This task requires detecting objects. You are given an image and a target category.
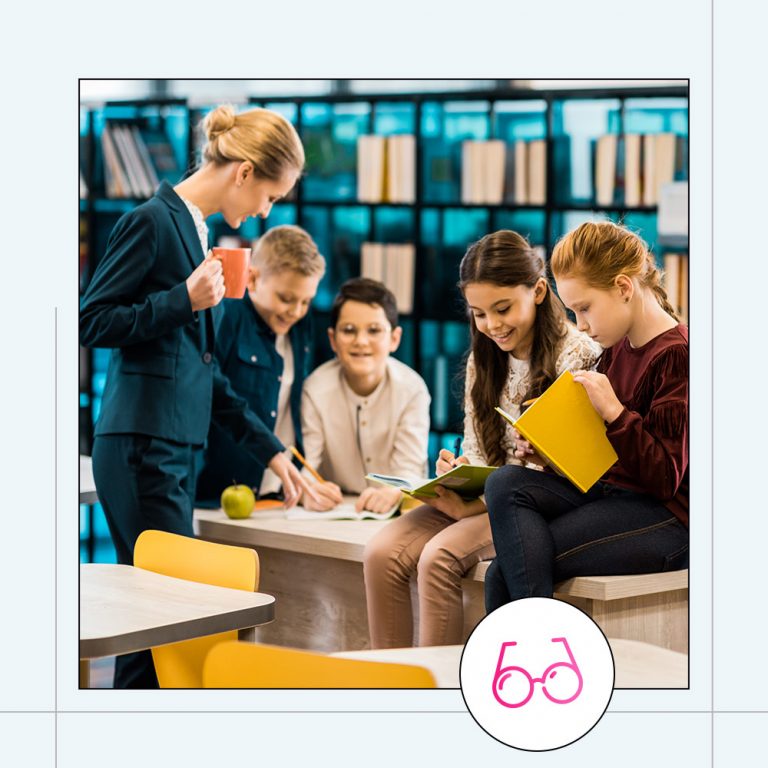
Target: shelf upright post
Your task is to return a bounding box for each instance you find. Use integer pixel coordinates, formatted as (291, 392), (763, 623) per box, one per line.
(545, 91), (554, 259)
(412, 95), (423, 374)
(295, 99), (304, 230)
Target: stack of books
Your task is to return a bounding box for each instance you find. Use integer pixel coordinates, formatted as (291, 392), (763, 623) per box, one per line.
(461, 138), (546, 205)
(357, 134), (415, 203)
(360, 242), (416, 314)
(594, 132), (687, 207)
(101, 123), (179, 199)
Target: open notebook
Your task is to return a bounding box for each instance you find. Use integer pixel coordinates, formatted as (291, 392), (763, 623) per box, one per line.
(366, 463), (498, 501)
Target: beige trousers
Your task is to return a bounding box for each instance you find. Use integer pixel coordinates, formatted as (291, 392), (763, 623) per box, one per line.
(363, 505), (495, 648)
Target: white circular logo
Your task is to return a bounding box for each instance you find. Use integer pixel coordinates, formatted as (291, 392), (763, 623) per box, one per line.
(460, 597), (614, 751)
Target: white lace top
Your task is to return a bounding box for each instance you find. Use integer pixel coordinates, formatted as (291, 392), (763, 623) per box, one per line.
(461, 324), (602, 466)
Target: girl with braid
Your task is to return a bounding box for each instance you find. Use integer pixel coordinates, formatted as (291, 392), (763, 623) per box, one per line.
(484, 221), (689, 611)
(363, 230), (600, 647)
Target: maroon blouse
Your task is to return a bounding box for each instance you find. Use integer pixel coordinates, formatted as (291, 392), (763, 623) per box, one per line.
(598, 324), (689, 527)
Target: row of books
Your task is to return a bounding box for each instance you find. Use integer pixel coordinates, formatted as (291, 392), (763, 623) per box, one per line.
(461, 139), (547, 205)
(357, 135), (416, 203)
(360, 242), (416, 314)
(101, 123), (180, 199)
(594, 133), (687, 208)
(662, 252), (689, 324)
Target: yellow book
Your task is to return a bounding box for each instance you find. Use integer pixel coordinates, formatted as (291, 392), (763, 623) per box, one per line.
(495, 370), (618, 493)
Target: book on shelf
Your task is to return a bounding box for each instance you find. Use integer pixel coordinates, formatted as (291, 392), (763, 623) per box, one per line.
(360, 241), (415, 313)
(527, 139), (547, 205)
(623, 133), (643, 207)
(594, 134), (618, 206)
(461, 140), (506, 204)
(642, 132), (681, 206)
(387, 134), (416, 203)
(366, 463), (498, 501)
(286, 498), (401, 522)
(513, 139), (528, 204)
(357, 134), (415, 203)
(662, 251), (689, 324)
(658, 181), (688, 237)
(357, 134), (386, 202)
(495, 370), (618, 493)
(100, 126), (128, 197)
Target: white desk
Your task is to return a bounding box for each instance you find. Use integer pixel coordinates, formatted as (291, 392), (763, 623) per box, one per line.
(79, 455), (98, 505)
(79, 563), (276, 687)
(333, 638), (687, 689)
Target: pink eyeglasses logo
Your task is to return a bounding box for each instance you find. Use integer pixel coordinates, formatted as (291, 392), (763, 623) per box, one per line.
(492, 637), (583, 708)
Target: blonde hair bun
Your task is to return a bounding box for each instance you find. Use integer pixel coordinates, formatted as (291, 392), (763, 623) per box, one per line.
(204, 105), (237, 141)
(199, 104), (305, 181)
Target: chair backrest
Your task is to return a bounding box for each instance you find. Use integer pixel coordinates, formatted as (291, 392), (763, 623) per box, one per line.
(202, 641), (437, 688)
(133, 530), (260, 688)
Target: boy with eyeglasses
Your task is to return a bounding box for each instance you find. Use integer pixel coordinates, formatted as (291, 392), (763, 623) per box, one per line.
(300, 277), (431, 513)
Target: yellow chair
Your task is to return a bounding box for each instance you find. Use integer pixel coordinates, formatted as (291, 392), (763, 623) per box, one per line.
(133, 529), (260, 688)
(202, 641), (437, 688)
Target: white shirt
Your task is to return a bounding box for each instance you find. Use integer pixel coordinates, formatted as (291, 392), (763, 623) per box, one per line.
(301, 357), (431, 494)
(462, 323), (602, 465)
(259, 334), (295, 495)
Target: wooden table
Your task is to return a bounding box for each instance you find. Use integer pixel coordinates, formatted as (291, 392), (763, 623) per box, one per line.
(79, 455), (98, 505)
(194, 507), (390, 651)
(79, 563), (276, 687)
(332, 638), (688, 689)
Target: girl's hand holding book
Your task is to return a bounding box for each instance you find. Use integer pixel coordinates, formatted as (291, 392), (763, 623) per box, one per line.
(431, 485), (486, 520)
(511, 429), (547, 467)
(571, 370), (624, 424)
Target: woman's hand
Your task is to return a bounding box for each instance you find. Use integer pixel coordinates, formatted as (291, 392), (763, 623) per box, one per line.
(356, 485), (402, 514)
(301, 481), (344, 512)
(428, 486), (486, 521)
(186, 253), (225, 312)
(571, 370), (624, 424)
(511, 429), (547, 466)
(268, 452), (320, 510)
(436, 450), (470, 475)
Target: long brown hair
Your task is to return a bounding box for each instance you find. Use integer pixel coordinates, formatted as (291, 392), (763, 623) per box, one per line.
(459, 230), (568, 467)
(550, 221), (679, 320)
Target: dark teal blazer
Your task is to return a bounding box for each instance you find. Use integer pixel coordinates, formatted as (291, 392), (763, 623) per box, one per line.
(79, 181), (282, 463)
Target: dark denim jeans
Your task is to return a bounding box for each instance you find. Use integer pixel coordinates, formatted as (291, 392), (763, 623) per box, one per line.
(483, 465), (689, 612)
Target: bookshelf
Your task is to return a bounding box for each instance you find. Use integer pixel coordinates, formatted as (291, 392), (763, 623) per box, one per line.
(79, 83), (689, 562)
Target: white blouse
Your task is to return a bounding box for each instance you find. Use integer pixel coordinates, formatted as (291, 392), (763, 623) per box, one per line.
(461, 323), (602, 466)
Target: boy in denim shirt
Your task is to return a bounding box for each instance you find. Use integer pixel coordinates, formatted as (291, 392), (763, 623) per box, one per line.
(196, 225), (332, 505)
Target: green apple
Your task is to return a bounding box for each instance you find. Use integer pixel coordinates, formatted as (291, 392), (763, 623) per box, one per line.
(221, 484), (256, 519)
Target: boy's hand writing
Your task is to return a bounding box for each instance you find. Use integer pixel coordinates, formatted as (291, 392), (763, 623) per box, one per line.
(436, 450), (470, 475)
(356, 485), (402, 515)
(268, 452), (320, 510)
(302, 480), (344, 512)
(571, 370), (624, 424)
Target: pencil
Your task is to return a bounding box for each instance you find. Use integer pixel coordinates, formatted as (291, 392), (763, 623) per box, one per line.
(288, 445), (325, 483)
(522, 398), (539, 407)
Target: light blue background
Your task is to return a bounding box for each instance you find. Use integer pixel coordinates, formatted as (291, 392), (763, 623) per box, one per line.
(0, 0), (757, 764)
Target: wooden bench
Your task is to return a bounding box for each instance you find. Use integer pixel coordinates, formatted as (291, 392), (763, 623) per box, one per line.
(463, 561), (688, 653)
(194, 509), (688, 654)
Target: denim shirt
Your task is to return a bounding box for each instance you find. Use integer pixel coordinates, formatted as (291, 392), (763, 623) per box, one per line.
(195, 294), (313, 503)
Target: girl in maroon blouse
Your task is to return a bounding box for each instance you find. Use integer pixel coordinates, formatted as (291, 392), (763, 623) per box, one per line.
(484, 221), (689, 610)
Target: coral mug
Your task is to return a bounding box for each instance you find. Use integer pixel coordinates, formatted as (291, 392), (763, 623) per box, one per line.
(211, 247), (251, 298)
